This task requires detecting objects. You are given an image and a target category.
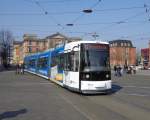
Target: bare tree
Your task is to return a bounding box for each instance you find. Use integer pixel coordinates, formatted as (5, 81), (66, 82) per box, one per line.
(0, 30), (14, 68)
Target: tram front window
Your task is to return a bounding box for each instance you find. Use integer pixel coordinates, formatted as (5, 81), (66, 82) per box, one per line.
(81, 44), (110, 72)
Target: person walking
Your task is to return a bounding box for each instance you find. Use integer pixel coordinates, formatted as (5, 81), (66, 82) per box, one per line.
(133, 65), (136, 74)
(15, 64), (20, 74)
(114, 65), (117, 76)
(20, 63), (24, 74)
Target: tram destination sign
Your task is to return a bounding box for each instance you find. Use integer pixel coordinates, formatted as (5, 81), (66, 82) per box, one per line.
(84, 43), (109, 50)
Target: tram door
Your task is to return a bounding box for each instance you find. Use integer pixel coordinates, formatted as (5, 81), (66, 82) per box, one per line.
(63, 51), (80, 90)
(63, 53), (71, 87)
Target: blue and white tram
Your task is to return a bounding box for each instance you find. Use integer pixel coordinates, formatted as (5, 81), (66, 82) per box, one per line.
(24, 41), (112, 94)
(24, 54), (38, 73)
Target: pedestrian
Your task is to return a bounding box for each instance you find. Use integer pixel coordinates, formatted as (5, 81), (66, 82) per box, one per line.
(118, 65), (122, 77)
(116, 65), (121, 77)
(20, 63), (24, 74)
(19, 63), (22, 74)
(124, 65), (128, 74)
(120, 66), (124, 76)
(133, 65), (136, 74)
(15, 64), (20, 74)
(130, 66), (133, 74)
(114, 65), (117, 76)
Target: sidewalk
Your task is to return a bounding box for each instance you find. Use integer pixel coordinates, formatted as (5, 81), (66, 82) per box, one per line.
(0, 65), (15, 72)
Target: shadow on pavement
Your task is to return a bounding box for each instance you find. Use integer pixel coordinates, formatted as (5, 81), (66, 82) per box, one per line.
(0, 108), (27, 120)
(76, 84), (123, 96)
(111, 84), (123, 94)
(0, 66), (16, 72)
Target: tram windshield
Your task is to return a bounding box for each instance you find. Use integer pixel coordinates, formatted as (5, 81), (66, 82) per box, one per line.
(81, 43), (110, 72)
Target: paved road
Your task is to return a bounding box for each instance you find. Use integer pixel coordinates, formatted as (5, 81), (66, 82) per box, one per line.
(0, 71), (150, 120)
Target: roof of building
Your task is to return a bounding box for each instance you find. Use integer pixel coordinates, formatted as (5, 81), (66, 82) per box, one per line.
(109, 39), (134, 47)
(45, 32), (67, 39)
(45, 32), (82, 42)
(23, 34), (37, 38)
(23, 38), (46, 42)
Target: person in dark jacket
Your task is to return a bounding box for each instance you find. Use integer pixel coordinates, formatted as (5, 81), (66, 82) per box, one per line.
(15, 64), (20, 74)
(114, 65), (117, 76)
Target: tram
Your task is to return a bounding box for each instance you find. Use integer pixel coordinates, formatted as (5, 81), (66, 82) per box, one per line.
(24, 41), (112, 94)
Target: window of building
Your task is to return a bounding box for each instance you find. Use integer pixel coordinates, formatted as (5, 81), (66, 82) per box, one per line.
(124, 43), (127, 46)
(43, 42), (46, 47)
(128, 43), (130, 47)
(29, 40), (32, 45)
(121, 43), (124, 47)
(115, 43), (117, 46)
(36, 41), (39, 46)
(28, 47), (32, 53)
(36, 48), (39, 52)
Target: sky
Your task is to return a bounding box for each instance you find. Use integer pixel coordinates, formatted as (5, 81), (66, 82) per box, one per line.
(0, 0), (150, 49)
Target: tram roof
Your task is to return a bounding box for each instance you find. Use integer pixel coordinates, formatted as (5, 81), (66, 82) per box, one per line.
(66, 40), (108, 45)
(64, 40), (108, 50)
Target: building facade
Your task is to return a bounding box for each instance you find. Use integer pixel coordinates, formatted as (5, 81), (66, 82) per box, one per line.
(22, 34), (47, 58)
(141, 48), (149, 67)
(45, 32), (81, 49)
(109, 40), (136, 67)
(13, 41), (23, 64)
(13, 33), (82, 64)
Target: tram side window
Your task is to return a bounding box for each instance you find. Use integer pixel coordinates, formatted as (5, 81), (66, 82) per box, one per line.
(37, 57), (48, 69)
(24, 60), (28, 68)
(59, 54), (64, 71)
(51, 55), (58, 67)
(64, 52), (79, 72)
(51, 54), (64, 71)
(70, 51), (79, 72)
(64, 53), (71, 71)
(29, 59), (36, 68)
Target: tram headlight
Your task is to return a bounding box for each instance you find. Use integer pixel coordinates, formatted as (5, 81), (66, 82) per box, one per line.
(106, 74), (109, 78)
(85, 74), (90, 79)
